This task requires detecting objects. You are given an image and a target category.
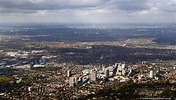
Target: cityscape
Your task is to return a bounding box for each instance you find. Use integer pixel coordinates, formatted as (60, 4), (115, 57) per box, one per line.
(0, 0), (176, 100)
(0, 24), (176, 99)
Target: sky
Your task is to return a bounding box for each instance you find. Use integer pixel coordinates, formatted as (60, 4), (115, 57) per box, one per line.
(0, 0), (176, 24)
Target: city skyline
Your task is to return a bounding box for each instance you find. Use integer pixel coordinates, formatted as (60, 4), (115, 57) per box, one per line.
(0, 0), (175, 24)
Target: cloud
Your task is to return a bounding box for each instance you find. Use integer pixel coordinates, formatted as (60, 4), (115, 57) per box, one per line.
(0, 0), (175, 13)
(154, 0), (176, 12)
(0, 0), (104, 11)
(0, 0), (175, 23)
(109, 0), (150, 11)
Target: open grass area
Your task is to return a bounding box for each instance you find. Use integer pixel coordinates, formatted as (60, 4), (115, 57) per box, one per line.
(0, 76), (12, 83)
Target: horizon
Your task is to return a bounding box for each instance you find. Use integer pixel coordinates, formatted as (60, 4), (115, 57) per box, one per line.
(0, 22), (176, 26)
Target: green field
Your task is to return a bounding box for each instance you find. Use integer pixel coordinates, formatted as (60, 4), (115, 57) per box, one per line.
(0, 76), (12, 82)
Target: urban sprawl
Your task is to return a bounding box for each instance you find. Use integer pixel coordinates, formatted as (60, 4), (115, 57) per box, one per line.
(0, 49), (176, 99)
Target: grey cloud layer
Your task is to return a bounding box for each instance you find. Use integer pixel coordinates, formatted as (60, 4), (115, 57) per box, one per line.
(0, 0), (105, 10)
(0, 0), (175, 14)
(109, 0), (150, 11)
(0, 0), (175, 23)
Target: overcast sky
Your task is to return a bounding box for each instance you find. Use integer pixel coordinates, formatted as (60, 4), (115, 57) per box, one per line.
(0, 0), (175, 24)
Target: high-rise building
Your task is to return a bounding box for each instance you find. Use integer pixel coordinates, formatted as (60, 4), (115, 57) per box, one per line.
(28, 86), (32, 92)
(69, 77), (77, 87)
(90, 71), (97, 81)
(117, 63), (121, 71)
(122, 64), (125, 69)
(105, 69), (109, 78)
(129, 68), (132, 74)
(115, 63), (118, 68)
(102, 66), (105, 72)
(149, 70), (154, 78)
(67, 70), (71, 77)
(122, 69), (126, 76)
